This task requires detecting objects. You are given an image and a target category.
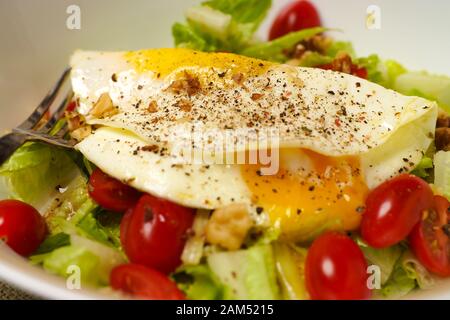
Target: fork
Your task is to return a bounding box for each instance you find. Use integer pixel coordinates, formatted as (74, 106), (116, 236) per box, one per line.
(0, 68), (76, 165)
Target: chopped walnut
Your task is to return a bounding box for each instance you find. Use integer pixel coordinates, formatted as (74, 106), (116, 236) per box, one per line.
(437, 111), (450, 128)
(175, 99), (192, 112)
(89, 93), (118, 118)
(436, 111), (450, 151)
(332, 52), (353, 74)
(232, 73), (245, 85)
(286, 35), (332, 60)
(436, 127), (450, 151)
(167, 72), (201, 96)
(205, 203), (254, 251)
(147, 100), (158, 113)
(70, 125), (92, 141)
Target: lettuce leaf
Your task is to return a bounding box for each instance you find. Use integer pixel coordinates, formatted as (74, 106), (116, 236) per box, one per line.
(326, 41), (355, 59)
(31, 235), (126, 287)
(34, 232), (71, 255)
(411, 156), (434, 179)
(357, 238), (404, 285)
(434, 151), (450, 200)
(294, 51), (332, 68)
(0, 142), (79, 209)
(173, 264), (232, 300)
(380, 257), (417, 298)
(393, 71), (450, 113)
(77, 209), (122, 249)
(240, 27), (325, 62)
(173, 0), (271, 53)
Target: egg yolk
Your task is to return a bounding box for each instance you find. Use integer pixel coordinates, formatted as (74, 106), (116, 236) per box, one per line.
(241, 149), (369, 243)
(124, 48), (273, 78)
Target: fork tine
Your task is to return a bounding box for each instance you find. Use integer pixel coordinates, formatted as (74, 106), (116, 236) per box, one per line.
(12, 128), (75, 148)
(17, 68), (71, 130)
(40, 91), (74, 133)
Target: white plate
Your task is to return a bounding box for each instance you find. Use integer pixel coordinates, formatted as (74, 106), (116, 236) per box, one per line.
(0, 0), (449, 299)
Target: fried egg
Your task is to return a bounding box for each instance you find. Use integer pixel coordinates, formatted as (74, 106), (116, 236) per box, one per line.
(71, 48), (437, 241)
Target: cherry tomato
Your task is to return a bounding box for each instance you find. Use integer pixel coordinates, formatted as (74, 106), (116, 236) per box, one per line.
(120, 208), (133, 250)
(0, 200), (47, 256)
(110, 264), (185, 300)
(269, 0), (321, 40)
(121, 194), (194, 273)
(66, 100), (77, 112)
(88, 168), (141, 212)
(361, 174), (434, 248)
(410, 195), (450, 277)
(305, 232), (371, 300)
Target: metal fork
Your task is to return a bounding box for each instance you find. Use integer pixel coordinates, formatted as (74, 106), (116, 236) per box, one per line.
(0, 68), (76, 165)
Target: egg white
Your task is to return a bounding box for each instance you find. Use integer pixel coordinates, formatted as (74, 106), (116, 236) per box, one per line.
(71, 48), (437, 210)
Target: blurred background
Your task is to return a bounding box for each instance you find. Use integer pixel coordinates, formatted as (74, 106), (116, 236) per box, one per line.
(0, 0), (449, 131)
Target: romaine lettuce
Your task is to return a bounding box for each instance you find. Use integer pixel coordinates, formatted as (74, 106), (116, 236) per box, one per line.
(173, 0), (272, 53)
(31, 234), (126, 287)
(207, 245), (280, 299)
(173, 264), (232, 300)
(240, 27), (325, 62)
(0, 142), (79, 209)
(434, 151), (450, 199)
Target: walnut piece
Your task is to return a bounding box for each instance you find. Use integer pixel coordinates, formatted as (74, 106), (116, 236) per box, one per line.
(436, 127), (450, 151)
(70, 125), (92, 141)
(89, 93), (118, 118)
(167, 72), (201, 96)
(205, 203), (253, 251)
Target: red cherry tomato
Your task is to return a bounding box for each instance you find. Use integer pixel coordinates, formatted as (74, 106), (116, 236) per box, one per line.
(110, 264), (185, 300)
(120, 208), (132, 250)
(121, 194), (194, 273)
(269, 0), (321, 40)
(410, 195), (450, 277)
(361, 174), (434, 248)
(66, 100), (77, 112)
(0, 200), (47, 256)
(305, 232), (371, 300)
(88, 168), (141, 212)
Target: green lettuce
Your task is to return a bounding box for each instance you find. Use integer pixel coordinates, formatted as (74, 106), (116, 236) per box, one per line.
(411, 156), (434, 179)
(173, 0), (271, 53)
(357, 238), (404, 285)
(326, 41), (355, 59)
(381, 257), (417, 298)
(380, 251), (434, 298)
(34, 233), (71, 255)
(393, 71), (450, 113)
(77, 209), (122, 249)
(240, 27), (325, 62)
(173, 264), (232, 300)
(31, 234), (126, 287)
(434, 151), (450, 199)
(207, 245), (280, 299)
(0, 142), (79, 209)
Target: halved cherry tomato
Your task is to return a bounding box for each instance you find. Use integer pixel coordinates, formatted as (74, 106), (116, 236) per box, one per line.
(121, 194), (194, 273)
(410, 195), (450, 277)
(361, 174), (434, 248)
(110, 264), (185, 300)
(66, 100), (77, 112)
(305, 232), (371, 300)
(0, 200), (47, 256)
(88, 168), (141, 212)
(269, 0), (321, 40)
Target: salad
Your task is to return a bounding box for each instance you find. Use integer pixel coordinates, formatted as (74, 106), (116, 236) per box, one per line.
(0, 0), (450, 300)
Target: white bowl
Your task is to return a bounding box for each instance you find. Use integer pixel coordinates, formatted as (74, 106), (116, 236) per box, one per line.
(0, 0), (449, 299)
